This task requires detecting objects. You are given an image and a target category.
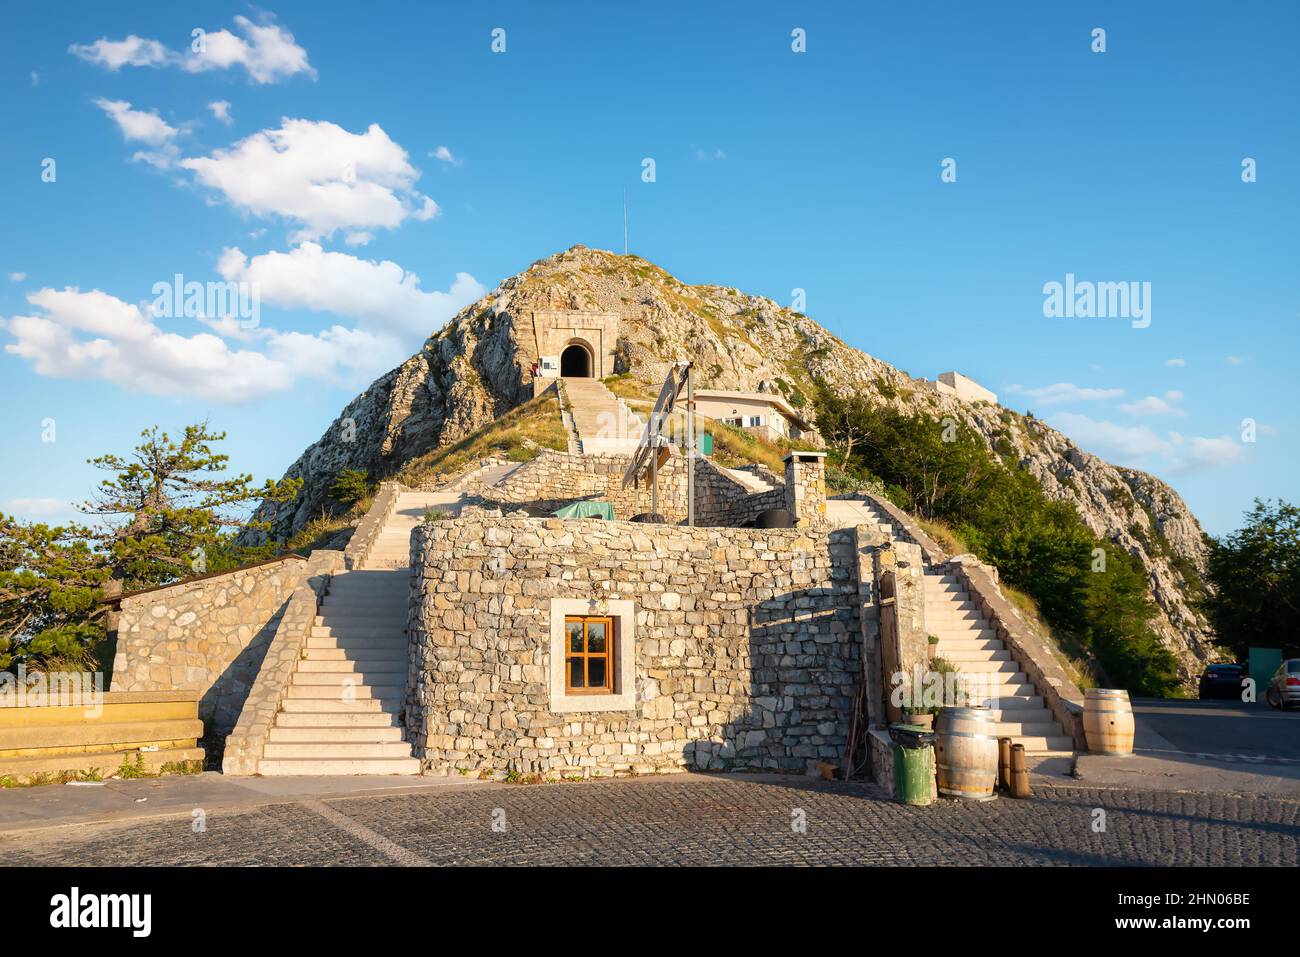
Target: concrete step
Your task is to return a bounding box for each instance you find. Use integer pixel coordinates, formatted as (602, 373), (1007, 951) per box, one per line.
(311, 625), (406, 639)
(303, 647), (406, 663)
(925, 600), (979, 612)
(292, 672), (404, 688)
(284, 682), (403, 699)
(257, 757), (420, 775)
(297, 659), (408, 675)
(268, 726), (405, 743)
(944, 659), (1021, 674)
(275, 712), (401, 728)
(262, 741), (415, 759)
(306, 635), (407, 650)
(935, 649), (1011, 663)
(279, 698), (400, 714)
(931, 627), (998, 640)
(0, 718), (204, 754)
(989, 720), (1065, 737)
(316, 610), (408, 622)
(0, 746), (205, 782)
(929, 638), (1002, 652)
(927, 610), (984, 623)
(973, 695), (1045, 710)
(969, 681), (1038, 697)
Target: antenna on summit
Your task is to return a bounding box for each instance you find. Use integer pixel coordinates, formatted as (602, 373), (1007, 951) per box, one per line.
(623, 189), (628, 255)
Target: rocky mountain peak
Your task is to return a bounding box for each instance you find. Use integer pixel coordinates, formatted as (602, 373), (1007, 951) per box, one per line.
(247, 245), (1217, 683)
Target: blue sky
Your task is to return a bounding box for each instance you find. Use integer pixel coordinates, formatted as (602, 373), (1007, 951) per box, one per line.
(1, 1), (1295, 537)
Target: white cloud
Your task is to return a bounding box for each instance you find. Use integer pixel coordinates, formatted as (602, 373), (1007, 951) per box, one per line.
(10, 272), (26, 282)
(95, 98), (177, 146)
(429, 145), (461, 166)
(69, 35), (169, 70)
(30, 71), (42, 86)
(1163, 357), (1185, 367)
(5, 498), (68, 517)
(1, 287), (291, 402)
(1049, 411), (1242, 475)
(1009, 382), (1124, 405)
(266, 325), (407, 386)
(217, 243), (485, 336)
(208, 100), (233, 125)
(179, 119), (438, 243)
(1120, 390), (1187, 417)
(2, 244), (484, 401)
(1175, 435), (1244, 473)
(1051, 413), (1173, 460)
(1226, 355), (1245, 365)
(70, 16), (314, 84)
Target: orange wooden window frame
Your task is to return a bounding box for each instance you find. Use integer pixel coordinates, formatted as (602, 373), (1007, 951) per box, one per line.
(564, 615), (614, 695)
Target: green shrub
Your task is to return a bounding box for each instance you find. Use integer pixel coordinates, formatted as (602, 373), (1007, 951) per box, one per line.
(328, 468), (373, 505)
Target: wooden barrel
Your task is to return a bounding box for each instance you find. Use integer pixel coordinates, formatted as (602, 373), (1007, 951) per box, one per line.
(1084, 689), (1134, 755)
(935, 707), (999, 800)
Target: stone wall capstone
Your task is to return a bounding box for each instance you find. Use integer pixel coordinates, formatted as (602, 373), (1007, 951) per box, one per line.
(406, 515), (864, 778)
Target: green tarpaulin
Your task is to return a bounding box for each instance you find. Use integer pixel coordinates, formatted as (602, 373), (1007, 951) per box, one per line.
(553, 501), (615, 520)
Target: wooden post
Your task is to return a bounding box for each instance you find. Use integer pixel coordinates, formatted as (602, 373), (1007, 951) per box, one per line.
(686, 364), (695, 527)
(1010, 743), (1031, 798)
(998, 736), (1013, 792)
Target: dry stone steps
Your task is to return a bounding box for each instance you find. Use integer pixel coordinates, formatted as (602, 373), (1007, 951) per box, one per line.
(924, 570), (1073, 753)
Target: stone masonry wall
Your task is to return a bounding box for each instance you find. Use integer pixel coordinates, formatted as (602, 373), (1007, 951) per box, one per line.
(111, 556), (308, 748)
(692, 457), (786, 527)
(406, 516), (863, 778)
(481, 448), (790, 528)
(477, 448), (688, 521)
(783, 453), (827, 525)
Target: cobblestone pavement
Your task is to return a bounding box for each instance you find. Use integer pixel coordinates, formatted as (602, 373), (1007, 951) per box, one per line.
(4, 774), (1298, 866)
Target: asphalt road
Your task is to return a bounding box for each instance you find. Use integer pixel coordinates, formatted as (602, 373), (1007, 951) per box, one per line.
(1133, 698), (1300, 765)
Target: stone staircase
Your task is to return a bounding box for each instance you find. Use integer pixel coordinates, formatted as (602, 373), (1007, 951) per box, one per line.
(924, 569), (1072, 753)
(562, 377), (644, 454)
(259, 492), (454, 775)
(826, 495), (899, 535)
(720, 465), (776, 494)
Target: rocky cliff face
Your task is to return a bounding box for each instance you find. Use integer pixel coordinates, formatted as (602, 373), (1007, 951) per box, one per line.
(250, 245), (1218, 681)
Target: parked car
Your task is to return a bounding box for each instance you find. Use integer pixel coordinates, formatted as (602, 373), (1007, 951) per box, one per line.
(1265, 659), (1300, 710)
(1199, 663), (1246, 700)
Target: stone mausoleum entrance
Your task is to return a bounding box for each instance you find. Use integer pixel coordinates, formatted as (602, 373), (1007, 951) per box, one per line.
(561, 341), (593, 377)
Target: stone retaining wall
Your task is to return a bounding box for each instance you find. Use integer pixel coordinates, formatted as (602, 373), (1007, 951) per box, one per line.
(478, 448), (688, 521)
(692, 457), (785, 526)
(407, 516), (864, 778)
(111, 555), (309, 749)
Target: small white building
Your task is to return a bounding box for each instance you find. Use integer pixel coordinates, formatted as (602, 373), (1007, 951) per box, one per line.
(693, 390), (820, 444)
(933, 371), (997, 405)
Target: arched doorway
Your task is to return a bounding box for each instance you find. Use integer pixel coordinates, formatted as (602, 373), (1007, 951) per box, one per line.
(560, 341), (593, 377)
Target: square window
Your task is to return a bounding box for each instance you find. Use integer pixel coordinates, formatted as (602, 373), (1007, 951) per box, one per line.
(549, 600), (636, 713)
(564, 616), (614, 694)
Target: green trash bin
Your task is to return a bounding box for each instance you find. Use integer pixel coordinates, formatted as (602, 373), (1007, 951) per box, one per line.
(889, 723), (936, 806)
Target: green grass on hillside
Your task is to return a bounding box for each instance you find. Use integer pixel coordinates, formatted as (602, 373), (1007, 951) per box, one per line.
(395, 389), (568, 487)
